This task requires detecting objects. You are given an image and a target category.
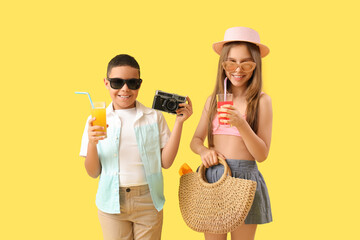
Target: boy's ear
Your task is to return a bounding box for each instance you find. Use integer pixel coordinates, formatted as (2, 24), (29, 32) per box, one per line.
(104, 78), (110, 89)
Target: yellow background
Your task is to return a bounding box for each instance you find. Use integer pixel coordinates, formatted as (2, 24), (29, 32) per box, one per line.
(1, 0), (359, 239)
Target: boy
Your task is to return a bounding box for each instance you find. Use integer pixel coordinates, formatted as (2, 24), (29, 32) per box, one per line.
(80, 54), (192, 240)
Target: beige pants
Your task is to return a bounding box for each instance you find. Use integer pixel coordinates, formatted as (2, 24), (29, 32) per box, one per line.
(98, 185), (163, 240)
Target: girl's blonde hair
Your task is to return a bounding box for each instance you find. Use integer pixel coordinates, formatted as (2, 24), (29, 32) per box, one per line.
(207, 42), (263, 148)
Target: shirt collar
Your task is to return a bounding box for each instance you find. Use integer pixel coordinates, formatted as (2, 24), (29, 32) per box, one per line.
(106, 101), (152, 117)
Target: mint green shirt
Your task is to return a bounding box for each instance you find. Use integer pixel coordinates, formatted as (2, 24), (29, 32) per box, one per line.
(80, 101), (170, 213)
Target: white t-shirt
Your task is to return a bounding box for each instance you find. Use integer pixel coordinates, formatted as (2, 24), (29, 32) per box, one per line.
(115, 108), (147, 187)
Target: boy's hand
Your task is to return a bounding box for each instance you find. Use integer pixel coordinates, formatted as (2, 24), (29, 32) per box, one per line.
(88, 117), (107, 144)
(176, 96), (193, 123)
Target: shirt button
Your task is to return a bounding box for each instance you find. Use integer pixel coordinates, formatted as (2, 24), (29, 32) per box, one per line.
(126, 188), (131, 192)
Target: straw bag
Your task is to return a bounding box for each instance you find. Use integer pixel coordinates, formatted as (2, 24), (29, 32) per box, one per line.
(178, 157), (257, 234)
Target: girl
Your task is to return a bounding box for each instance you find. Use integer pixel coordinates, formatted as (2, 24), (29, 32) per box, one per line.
(190, 27), (273, 240)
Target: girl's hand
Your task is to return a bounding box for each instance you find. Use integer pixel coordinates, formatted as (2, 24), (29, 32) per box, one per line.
(87, 117), (107, 144)
(175, 96), (193, 123)
(218, 104), (246, 129)
(199, 148), (226, 168)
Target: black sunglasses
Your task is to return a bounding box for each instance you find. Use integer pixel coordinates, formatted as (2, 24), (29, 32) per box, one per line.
(107, 78), (142, 90)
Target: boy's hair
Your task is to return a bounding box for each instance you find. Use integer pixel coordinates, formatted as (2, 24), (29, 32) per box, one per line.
(107, 54), (140, 78)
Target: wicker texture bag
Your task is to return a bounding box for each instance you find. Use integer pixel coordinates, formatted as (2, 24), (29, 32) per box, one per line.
(178, 158), (257, 234)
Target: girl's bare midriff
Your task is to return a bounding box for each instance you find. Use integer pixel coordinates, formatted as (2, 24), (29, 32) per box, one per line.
(213, 135), (255, 161)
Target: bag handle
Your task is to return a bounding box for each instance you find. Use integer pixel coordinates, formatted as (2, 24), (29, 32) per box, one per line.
(198, 157), (232, 187)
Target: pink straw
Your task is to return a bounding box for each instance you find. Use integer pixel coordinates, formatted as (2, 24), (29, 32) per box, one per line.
(224, 77), (228, 101)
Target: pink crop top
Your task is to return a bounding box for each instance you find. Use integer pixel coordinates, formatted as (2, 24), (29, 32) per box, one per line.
(212, 92), (264, 137)
(212, 115), (245, 137)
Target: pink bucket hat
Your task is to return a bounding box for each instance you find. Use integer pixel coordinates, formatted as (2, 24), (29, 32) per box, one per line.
(212, 27), (269, 57)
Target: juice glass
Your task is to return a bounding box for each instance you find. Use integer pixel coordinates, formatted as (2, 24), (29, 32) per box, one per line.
(91, 102), (107, 135)
(217, 94), (233, 127)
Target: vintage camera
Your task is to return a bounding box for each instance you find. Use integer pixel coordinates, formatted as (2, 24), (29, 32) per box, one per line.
(152, 90), (186, 114)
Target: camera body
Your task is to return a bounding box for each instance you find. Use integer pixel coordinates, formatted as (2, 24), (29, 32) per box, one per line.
(152, 90), (186, 114)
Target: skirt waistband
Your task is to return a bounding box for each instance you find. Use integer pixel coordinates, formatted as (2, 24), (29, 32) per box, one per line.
(225, 159), (258, 172)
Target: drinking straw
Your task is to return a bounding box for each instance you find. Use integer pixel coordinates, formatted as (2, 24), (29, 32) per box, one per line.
(75, 92), (94, 109)
(224, 77), (228, 101)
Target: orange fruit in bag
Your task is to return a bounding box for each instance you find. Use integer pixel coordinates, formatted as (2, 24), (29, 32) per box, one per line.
(179, 163), (193, 176)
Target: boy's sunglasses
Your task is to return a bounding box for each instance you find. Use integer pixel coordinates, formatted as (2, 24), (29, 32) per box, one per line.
(107, 78), (142, 90)
(222, 61), (256, 73)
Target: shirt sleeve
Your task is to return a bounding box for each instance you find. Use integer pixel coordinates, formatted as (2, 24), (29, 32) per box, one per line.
(79, 116), (91, 157)
(157, 111), (171, 149)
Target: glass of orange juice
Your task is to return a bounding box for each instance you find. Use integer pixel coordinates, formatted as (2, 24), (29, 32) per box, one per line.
(91, 102), (107, 135)
(217, 93), (233, 127)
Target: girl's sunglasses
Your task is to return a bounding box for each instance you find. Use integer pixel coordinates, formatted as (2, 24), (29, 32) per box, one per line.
(222, 61), (256, 73)
(107, 78), (142, 90)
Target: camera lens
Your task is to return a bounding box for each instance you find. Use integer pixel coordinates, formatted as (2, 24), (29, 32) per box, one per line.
(165, 98), (177, 111)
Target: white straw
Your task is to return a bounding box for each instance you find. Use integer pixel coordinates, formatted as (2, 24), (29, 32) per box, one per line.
(75, 92), (95, 109)
(224, 77), (228, 101)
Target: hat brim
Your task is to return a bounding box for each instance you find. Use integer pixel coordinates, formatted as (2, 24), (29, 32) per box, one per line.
(212, 40), (270, 58)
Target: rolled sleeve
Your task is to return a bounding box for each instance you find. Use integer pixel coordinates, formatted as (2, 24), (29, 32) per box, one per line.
(157, 111), (170, 149)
